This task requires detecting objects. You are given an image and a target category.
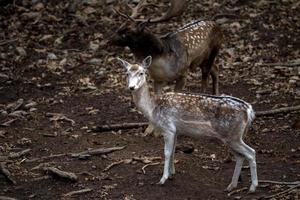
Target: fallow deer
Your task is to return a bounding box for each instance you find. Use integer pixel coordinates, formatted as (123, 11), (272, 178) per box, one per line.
(117, 56), (258, 193)
(110, 0), (222, 95)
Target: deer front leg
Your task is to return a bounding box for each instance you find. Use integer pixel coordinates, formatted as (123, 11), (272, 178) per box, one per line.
(201, 71), (209, 94)
(169, 135), (177, 176)
(174, 76), (186, 92)
(154, 81), (165, 95)
(158, 131), (176, 184)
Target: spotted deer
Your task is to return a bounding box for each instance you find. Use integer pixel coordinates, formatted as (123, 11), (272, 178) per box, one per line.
(117, 56), (258, 193)
(110, 0), (222, 95)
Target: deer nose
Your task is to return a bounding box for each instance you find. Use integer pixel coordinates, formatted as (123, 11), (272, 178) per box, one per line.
(129, 86), (135, 91)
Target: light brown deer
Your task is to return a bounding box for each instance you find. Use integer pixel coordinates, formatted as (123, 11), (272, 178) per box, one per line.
(110, 0), (222, 95)
(117, 56), (258, 193)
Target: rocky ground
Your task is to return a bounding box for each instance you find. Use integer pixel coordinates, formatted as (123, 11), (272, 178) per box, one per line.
(0, 0), (299, 199)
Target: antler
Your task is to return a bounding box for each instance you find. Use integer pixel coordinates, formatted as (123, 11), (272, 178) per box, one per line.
(149, 0), (186, 23)
(114, 0), (186, 23)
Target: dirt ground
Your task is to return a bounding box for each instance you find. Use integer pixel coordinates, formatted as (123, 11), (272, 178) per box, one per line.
(0, 0), (300, 199)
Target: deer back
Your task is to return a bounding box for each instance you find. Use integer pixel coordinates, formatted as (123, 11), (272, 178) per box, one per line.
(171, 20), (223, 65)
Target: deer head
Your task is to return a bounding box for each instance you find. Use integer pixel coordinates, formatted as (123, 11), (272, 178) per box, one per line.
(110, 0), (185, 48)
(117, 56), (152, 91)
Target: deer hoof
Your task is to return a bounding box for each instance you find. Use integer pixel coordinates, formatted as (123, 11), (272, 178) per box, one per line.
(157, 177), (167, 185)
(248, 183), (257, 193)
(225, 183), (237, 192)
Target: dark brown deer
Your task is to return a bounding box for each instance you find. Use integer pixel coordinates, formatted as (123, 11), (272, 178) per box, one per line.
(110, 0), (223, 95)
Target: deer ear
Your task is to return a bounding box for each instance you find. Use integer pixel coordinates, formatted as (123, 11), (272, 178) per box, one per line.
(142, 56), (152, 69)
(117, 57), (130, 70)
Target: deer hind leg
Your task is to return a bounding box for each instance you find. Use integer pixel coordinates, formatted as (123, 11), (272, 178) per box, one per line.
(225, 151), (244, 192)
(227, 140), (258, 192)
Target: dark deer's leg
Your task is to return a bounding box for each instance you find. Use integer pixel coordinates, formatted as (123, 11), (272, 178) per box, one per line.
(204, 48), (219, 94)
(174, 76), (186, 92)
(201, 71), (209, 94)
(210, 65), (219, 95)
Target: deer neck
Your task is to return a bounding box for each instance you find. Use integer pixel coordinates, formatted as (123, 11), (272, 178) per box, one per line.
(132, 83), (156, 120)
(130, 32), (165, 60)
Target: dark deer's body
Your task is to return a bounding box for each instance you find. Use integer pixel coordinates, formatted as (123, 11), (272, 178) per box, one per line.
(111, 20), (223, 95)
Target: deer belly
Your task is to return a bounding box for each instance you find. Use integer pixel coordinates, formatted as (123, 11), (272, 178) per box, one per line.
(176, 119), (220, 138)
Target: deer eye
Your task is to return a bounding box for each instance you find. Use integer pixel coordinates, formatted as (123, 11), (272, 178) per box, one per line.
(139, 72), (144, 76)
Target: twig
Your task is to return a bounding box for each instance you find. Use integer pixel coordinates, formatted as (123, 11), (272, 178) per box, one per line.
(256, 105), (300, 116)
(262, 184), (300, 199)
(0, 162), (16, 184)
(133, 156), (161, 164)
(92, 122), (148, 132)
(46, 112), (75, 126)
(43, 167), (78, 182)
(227, 187), (248, 196)
(259, 180), (300, 185)
(0, 39), (18, 46)
(8, 148), (31, 159)
(0, 119), (18, 127)
(26, 153), (66, 163)
(141, 162), (160, 174)
(63, 188), (93, 197)
(103, 159), (131, 172)
(258, 62), (300, 67)
(0, 196), (17, 200)
(71, 146), (126, 158)
(32, 175), (51, 182)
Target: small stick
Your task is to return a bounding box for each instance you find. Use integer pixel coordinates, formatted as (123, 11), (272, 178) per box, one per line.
(0, 119), (18, 127)
(258, 62), (300, 67)
(133, 156), (161, 164)
(0, 39), (18, 46)
(256, 105), (300, 116)
(0, 196), (17, 200)
(227, 187), (248, 196)
(63, 188), (92, 197)
(43, 167), (78, 182)
(92, 122), (148, 132)
(32, 175), (51, 182)
(103, 160), (128, 172)
(8, 148), (31, 159)
(259, 180), (300, 185)
(0, 162), (16, 184)
(142, 162), (160, 174)
(262, 184), (300, 199)
(71, 146), (126, 158)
